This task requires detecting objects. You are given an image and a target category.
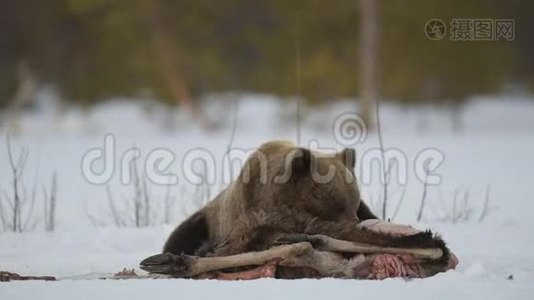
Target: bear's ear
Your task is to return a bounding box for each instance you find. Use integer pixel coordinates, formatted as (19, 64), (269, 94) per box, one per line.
(337, 148), (356, 171)
(289, 148), (312, 175)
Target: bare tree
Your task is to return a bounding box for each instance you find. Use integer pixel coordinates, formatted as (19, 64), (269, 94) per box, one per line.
(149, 0), (211, 130)
(295, 12), (302, 145)
(360, 0), (387, 217)
(377, 141), (388, 220)
(359, 0), (380, 128)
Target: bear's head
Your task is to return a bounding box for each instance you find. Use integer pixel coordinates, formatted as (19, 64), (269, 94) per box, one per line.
(239, 140), (361, 221)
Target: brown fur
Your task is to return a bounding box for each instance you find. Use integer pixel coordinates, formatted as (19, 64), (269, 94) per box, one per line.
(163, 140), (449, 277)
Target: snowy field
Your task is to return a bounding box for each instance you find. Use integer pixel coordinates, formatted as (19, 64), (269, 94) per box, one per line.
(1, 94), (533, 299)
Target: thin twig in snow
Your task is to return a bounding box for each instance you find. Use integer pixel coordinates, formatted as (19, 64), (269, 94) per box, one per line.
(142, 175), (150, 227)
(45, 173), (57, 231)
(105, 185), (123, 227)
(391, 186), (406, 221)
(22, 160), (39, 231)
(479, 184), (491, 222)
(375, 100), (388, 219)
(163, 181), (174, 224)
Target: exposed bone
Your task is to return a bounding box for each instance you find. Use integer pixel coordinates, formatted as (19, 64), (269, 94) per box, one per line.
(305, 234), (443, 259)
(215, 263), (277, 280)
(186, 242), (320, 277)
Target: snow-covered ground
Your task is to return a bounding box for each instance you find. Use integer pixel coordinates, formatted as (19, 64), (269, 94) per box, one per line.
(1, 94), (533, 299)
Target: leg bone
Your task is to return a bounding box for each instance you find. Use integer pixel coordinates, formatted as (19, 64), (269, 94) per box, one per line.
(277, 234), (443, 259)
(140, 242), (369, 278)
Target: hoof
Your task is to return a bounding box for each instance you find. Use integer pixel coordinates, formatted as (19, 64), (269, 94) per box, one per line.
(139, 253), (191, 276)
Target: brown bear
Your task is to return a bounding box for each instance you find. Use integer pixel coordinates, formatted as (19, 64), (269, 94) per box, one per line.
(158, 140), (449, 278)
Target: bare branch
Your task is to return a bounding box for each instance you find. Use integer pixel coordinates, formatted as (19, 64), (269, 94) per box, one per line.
(22, 167), (39, 231)
(83, 198), (104, 227)
(6, 135), (16, 172)
(0, 192), (7, 231)
(163, 181), (174, 224)
(390, 186), (406, 221)
(44, 173), (57, 232)
(142, 174), (150, 227)
(43, 185), (49, 230)
(106, 185), (124, 228)
(3, 190), (14, 210)
(15, 148), (29, 181)
(452, 187), (460, 223)
(221, 99), (240, 191)
(479, 184), (491, 222)
(375, 100), (388, 219)
(416, 172), (429, 222)
(132, 157), (142, 227)
(6, 135), (24, 232)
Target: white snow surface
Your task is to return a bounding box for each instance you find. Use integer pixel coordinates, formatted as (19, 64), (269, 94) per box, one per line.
(1, 93), (534, 299)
